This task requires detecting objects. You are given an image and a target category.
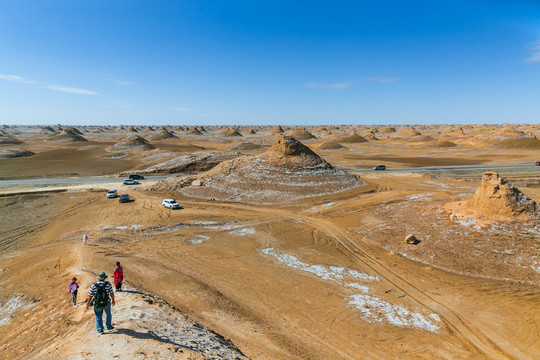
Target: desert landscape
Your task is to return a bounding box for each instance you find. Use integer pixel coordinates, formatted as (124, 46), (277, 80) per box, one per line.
(0, 124), (539, 359)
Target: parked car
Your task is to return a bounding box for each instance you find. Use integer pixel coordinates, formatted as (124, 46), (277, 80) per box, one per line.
(129, 174), (145, 180)
(162, 199), (181, 209)
(373, 165), (386, 170)
(106, 189), (117, 198)
(119, 194), (130, 203)
(123, 179), (140, 185)
(536, 161), (540, 166)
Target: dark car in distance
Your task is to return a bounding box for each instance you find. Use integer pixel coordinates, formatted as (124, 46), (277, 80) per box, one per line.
(373, 165), (386, 171)
(129, 174), (145, 180)
(536, 161), (540, 166)
(119, 194), (130, 203)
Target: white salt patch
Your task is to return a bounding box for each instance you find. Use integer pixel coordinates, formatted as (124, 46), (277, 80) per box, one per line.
(229, 228), (256, 236)
(0, 294), (35, 326)
(190, 235), (210, 245)
(456, 218), (481, 229)
(407, 193), (432, 201)
(115, 226), (128, 230)
(346, 283), (370, 293)
(101, 225), (112, 230)
(348, 294), (440, 333)
(131, 224), (143, 229)
(262, 247), (439, 332)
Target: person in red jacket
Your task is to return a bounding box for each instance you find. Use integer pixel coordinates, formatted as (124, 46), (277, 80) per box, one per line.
(113, 261), (123, 291)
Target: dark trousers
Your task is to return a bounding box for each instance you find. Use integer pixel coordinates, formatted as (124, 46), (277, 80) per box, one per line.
(71, 290), (77, 305)
(115, 282), (122, 291)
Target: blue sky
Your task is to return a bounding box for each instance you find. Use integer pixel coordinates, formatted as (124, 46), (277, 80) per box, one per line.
(1, 0), (539, 125)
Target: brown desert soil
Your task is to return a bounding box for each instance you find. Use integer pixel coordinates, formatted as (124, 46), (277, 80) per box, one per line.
(1, 124), (539, 359)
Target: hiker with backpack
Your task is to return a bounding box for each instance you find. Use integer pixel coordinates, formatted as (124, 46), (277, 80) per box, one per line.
(86, 272), (115, 334)
(68, 277), (79, 307)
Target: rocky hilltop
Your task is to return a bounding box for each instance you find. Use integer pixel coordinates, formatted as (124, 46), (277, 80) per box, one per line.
(157, 136), (364, 204)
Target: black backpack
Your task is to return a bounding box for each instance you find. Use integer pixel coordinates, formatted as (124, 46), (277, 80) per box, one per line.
(93, 282), (109, 307)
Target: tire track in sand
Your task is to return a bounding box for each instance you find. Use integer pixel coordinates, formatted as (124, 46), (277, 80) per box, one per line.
(300, 216), (522, 360)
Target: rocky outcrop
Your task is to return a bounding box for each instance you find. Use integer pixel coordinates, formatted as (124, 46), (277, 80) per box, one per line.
(447, 172), (538, 224)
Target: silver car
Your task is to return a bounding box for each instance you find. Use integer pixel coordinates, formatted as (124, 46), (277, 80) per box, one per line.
(106, 189), (117, 198)
(162, 199), (181, 209)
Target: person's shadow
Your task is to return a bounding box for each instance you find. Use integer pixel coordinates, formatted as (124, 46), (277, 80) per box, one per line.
(110, 328), (200, 353)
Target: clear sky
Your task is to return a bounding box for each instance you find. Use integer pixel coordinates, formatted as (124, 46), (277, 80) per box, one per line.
(1, 0), (539, 126)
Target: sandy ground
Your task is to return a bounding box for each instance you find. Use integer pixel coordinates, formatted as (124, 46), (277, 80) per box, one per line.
(1, 125), (539, 359)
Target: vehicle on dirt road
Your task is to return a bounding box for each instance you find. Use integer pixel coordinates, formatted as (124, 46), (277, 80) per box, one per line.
(106, 189), (117, 198)
(162, 199), (181, 209)
(373, 165), (386, 170)
(119, 194), (130, 203)
(123, 179), (140, 185)
(536, 161), (540, 166)
(128, 174), (145, 180)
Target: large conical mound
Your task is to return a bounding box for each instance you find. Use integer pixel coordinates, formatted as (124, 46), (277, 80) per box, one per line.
(113, 135), (155, 150)
(162, 135), (364, 204)
(448, 172), (538, 224)
(262, 135), (328, 166)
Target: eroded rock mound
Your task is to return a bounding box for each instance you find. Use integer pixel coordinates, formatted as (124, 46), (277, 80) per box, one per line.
(221, 128), (243, 137)
(0, 149), (35, 159)
(166, 136), (364, 204)
(287, 127), (316, 140)
(317, 141), (346, 150)
(50, 127), (87, 142)
(187, 127), (203, 135)
(337, 132), (368, 144)
(0, 133), (23, 145)
(447, 172), (538, 224)
(270, 125), (284, 134)
(113, 135), (155, 150)
(141, 152), (243, 175)
(153, 129), (177, 140)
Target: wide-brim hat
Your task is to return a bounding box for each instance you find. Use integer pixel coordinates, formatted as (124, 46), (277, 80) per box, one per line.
(97, 272), (108, 280)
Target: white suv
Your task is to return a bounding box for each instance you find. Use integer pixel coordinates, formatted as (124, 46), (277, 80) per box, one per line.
(106, 189), (117, 198)
(162, 199), (181, 209)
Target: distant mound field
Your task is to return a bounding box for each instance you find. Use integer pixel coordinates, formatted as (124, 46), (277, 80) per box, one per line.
(161, 136), (364, 204)
(470, 127), (540, 148)
(113, 135), (155, 150)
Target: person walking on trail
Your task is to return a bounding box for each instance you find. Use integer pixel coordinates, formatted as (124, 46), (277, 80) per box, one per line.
(68, 277), (79, 307)
(83, 234), (87, 245)
(86, 272), (115, 334)
(113, 261), (124, 292)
